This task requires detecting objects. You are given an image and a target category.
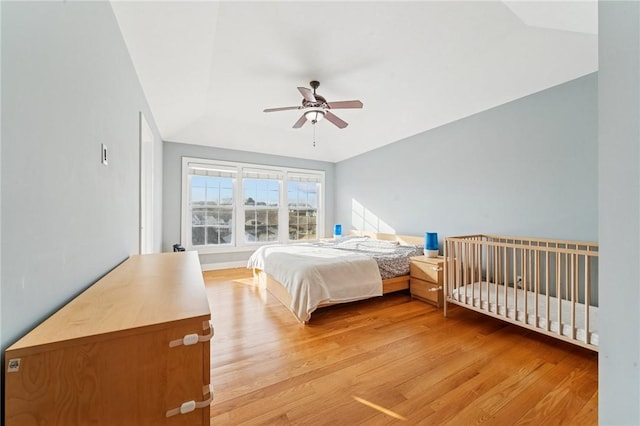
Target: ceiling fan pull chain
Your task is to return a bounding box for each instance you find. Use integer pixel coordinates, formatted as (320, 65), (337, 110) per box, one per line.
(313, 123), (316, 147)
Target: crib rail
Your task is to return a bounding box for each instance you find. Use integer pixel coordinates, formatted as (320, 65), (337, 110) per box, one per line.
(444, 234), (599, 351)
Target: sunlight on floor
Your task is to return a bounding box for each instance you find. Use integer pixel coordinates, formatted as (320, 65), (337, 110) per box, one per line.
(352, 396), (407, 421)
(235, 273), (271, 304)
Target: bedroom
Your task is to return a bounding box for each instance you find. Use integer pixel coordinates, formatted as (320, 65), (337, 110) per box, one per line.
(1, 1), (638, 425)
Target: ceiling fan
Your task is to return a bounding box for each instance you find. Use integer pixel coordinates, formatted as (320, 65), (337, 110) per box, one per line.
(264, 80), (363, 129)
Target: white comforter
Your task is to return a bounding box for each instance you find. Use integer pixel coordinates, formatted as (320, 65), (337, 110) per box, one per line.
(247, 243), (383, 322)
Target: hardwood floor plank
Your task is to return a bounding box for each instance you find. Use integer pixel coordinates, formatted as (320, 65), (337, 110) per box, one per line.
(514, 353), (598, 425)
(570, 390), (599, 425)
(205, 269), (597, 425)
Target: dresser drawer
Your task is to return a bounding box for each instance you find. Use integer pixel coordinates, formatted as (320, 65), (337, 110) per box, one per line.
(410, 278), (443, 307)
(410, 261), (443, 284)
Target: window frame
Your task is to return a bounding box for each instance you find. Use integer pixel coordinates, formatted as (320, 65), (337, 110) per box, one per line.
(181, 157), (325, 254)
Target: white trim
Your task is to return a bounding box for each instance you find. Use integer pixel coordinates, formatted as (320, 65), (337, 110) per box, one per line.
(139, 112), (154, 254)
(200, 261), (248, 271)
(194, 245), (257, 255)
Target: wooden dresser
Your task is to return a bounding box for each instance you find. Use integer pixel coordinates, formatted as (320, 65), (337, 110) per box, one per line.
(409, 255), (444, 307)
(4, 252), (212, 426)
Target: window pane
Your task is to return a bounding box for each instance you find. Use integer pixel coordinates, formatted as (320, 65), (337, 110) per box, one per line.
(191, 176), (207, 203)
(244, 178), (279, 207)
(245, 208), (278, 242)
(205, 225), (233, 245)
(192, 207), (205, 226)
(220, 187), (233, 205)
(190, 176), (233, 246)
(192, 227), (205, 246)
(288, 181), (318, 240)
(243, 178), (280, 243)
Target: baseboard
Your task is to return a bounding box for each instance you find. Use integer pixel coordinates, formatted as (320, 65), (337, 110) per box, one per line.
(200, 261), (247, 271)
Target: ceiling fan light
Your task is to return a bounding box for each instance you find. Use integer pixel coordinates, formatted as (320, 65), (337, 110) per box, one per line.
(304, 108), (325, 124)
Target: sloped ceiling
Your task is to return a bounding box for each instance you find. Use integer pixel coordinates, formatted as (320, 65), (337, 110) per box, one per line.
(111, 1), (597, 163)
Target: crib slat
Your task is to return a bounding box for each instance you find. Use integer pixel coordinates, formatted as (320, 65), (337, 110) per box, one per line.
(468, 240), (472, 303)
(444, 240), (448, 316)
(556, 252), (562, 338)
(534, 249), (540, 327)
(513, 247), (518, 319)
(497, 243), (501, 311)
(454, 241), (460, 301)
(522, 249), (527, 325)
(545, 250), (550, 332)
(584, 253), (591, 344)
(565, 252), (569, 314)
(571, 253), (577, 340)
(493, 243), (497, 292)
(501, 245), (506, 316)
(456, 241), (462, 301)
(479, 241), (483, 308)
(484, 242), (490, 310)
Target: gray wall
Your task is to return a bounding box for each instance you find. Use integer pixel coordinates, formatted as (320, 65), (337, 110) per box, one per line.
(335, 73), (598, 244)
(162, 142), (335, 266)
(598, 2), (640, 424)
(0, 1), (3, 405)
(1, 1), (162, 355)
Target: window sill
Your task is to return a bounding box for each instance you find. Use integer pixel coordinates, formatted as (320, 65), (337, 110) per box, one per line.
(191, 245), (258, 255)
(190, 240), (321, 255)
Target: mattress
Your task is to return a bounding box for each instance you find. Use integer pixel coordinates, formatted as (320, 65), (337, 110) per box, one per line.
(451, 281), (599, 346)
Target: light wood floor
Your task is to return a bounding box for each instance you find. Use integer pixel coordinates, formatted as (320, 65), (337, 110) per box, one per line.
(205, 268), (598, 425)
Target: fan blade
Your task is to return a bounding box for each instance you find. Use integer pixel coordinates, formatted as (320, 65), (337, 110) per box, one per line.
(264, 106), (300, 113)
(292, 114), (307, 128)
(327, 100), (363, 109)
(297, 87), (317, 103)
(325, 111), (348, 129)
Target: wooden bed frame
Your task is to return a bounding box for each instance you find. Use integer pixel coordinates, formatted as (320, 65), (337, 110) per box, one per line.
(444, 235), (599, 351)
(252, 232), (424, 322)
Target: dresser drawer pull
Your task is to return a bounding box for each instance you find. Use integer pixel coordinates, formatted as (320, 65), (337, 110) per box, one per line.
(169, 321), (214, 348)
(427, 286), (443, 292)
(432, 267), (443, 271)
(166, 384), (214, 417)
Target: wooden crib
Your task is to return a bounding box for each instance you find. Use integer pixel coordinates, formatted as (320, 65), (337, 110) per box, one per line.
(444, 235), (599, 351)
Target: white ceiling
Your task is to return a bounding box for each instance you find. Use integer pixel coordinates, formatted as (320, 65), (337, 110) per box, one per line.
(111, 1), (598, 163)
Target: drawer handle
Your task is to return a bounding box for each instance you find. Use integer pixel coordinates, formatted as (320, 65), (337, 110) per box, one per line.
(432, 267), (443, 271)
(427, 286), (443, 292)
(166, 384), (214, 417)
(169, 321), (214, 348)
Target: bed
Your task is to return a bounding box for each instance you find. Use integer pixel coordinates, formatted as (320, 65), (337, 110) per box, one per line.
(444, 235), (599, 351)
(247, 232), (424, 322)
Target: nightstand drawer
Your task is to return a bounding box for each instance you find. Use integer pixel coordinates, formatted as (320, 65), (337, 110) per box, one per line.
(410, 278), (443, 307)
(410, 262), (443, 284)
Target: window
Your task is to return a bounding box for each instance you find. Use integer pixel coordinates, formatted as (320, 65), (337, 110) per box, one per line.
(182, 158), (324, 252)
(186, 163), (236, 247)
(243, 168), (281, 243)
(287, 172), (321, 241)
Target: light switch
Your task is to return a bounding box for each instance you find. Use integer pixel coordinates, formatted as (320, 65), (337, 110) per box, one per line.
(101, 144), (108, 166)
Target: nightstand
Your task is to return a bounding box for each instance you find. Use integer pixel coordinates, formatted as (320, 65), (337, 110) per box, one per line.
(409, 256), (444, 307)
